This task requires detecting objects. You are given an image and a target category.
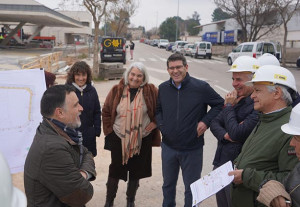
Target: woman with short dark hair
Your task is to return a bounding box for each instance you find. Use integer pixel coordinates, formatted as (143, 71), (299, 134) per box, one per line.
(66, 61), (101, 157)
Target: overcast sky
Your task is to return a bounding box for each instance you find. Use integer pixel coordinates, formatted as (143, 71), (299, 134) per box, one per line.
(35, 0), (216, 30)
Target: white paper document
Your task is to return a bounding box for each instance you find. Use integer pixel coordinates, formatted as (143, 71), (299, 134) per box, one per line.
(0, 69), (46, 173)
(190, 161), (234, 206)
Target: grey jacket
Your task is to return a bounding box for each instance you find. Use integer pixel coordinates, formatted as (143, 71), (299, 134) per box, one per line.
(24, 119), (96, 207)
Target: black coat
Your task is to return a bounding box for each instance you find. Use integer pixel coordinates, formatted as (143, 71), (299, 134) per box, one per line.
(156, 73), (224, 150)
(210, 96), (259, 167)
(73, 83), (101, 156)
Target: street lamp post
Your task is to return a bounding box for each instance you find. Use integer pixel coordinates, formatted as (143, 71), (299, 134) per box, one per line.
(175, 0), (179, 41)
(156, 11), (158, 35)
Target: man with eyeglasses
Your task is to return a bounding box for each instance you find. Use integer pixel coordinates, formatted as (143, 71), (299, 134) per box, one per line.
(156, 53), (224, 207)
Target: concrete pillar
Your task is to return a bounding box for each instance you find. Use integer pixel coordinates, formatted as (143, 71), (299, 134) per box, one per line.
(25, 25), (45, 43)
(1, 22), (26, 46)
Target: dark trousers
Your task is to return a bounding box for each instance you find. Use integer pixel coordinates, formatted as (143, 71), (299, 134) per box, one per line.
(213, 165), (232, 207)
(161, 142), (203, 207)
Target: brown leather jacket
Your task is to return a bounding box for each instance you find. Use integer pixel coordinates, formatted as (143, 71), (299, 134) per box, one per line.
(102, 79), (160, 142)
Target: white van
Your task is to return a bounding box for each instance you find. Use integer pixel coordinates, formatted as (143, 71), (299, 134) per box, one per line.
(191, 41), (212, 59)
(227, 41), (281, 65)
(158, 39), (169, 48)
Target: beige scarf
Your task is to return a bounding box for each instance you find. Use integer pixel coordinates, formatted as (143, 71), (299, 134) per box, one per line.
(119, 85), (144, 164)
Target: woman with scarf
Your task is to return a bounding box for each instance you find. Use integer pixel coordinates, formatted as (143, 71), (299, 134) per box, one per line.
(66, 61), (101, 157)
(102, 62), (160, 207)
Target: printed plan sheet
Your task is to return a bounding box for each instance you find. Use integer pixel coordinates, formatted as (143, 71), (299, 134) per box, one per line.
(0, 69), (46, 173)
(190, 161), (234, 206)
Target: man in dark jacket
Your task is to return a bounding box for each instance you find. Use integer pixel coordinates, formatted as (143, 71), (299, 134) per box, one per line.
(210, 56), (260, 207)
(24, 85), (96, 207)
(156, 53), (224, 207)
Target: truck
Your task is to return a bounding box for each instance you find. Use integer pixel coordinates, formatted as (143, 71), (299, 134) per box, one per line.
(221, 30), (241, 45)
(202, 30), (241, 45)
(100, 37), (127, 64)
(202, 32), (221, 44)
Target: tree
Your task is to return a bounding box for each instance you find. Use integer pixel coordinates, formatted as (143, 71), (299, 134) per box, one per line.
(60, 0), (118, 75)
(185, 11), (201, 36)
(211, 7), (232, 21)
(214, 0), (282, 42)
(83, 0), (116, 75)
(108, 0), (138, 37)
(158, 17), (186, 41)
(273, 0), (300, 66)
(185, 20), (200, 36)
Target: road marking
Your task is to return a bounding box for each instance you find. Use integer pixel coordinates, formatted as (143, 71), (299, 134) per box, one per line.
(206, 60), (215, 64)
(192, 59), (204, 64)
(149, 75), (164, 87)
(160, 58), (167, 62)
(149, 58), (156, 61)
(193, 75), (208, 81)
(139, 58), (146, 61)
(146, 67), (168, 74)
(214, 85), (229, 93)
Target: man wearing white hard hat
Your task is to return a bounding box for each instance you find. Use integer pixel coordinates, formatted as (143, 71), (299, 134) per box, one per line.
(257, 103), (300, 207)
(258, 53), (280, 67)
(257, 53), (300, 107)
(210, 56), (259, 207)
(0, 151), (27, 207)
(229, 65), (299, 207)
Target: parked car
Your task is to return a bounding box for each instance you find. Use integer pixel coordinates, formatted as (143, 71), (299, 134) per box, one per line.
(172, 41), (188, 53)
(166, 42), (175, 51)
(191, 41), (212, 59)
(297, 56), (300, 68)
(100, 37), (126, 64)
(180, 43), (194, 56)
(158, 39), (169, 48)
(151, 39), (159, 46)
(227, 41), (281, 65)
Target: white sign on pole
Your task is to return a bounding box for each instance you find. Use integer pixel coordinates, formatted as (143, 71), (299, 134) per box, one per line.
(0, 69), (46, 173)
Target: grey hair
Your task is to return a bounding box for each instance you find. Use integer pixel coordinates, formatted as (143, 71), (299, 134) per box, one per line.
(123, 62), (149, 86)
(267, 84), (293, 105)
(247, 73), (254, 81)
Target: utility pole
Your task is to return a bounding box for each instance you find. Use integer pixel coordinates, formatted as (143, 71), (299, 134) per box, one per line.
(156, 11), (158, 35)
(175, 0), (179, 41)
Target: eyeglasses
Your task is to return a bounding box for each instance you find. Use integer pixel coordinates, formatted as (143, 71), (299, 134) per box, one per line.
(168, 65), (185, 70)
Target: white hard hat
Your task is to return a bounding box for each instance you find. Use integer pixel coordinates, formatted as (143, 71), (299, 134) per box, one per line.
(227, 56), (260, 73)
(248, 65), (297, 92)
(0, 151), (27, 207)
(258, 53), (280, 66)
(281, 103), (300, 135)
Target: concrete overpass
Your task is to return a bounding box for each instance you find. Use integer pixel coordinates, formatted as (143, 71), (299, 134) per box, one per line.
(0, 0), (83, 46)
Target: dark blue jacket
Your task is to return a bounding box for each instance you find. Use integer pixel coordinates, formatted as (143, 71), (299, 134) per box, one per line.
(73, 83), (101, 156)
(156, 73), (224, 151)
(210, 95), (258, 167)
